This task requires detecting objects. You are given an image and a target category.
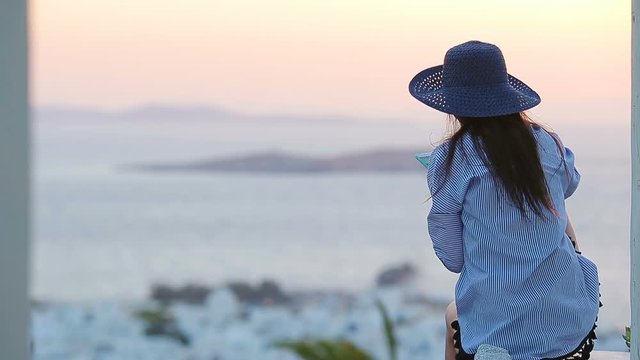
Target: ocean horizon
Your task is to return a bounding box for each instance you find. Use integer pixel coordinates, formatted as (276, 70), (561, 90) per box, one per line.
(33, 109), (632, 337)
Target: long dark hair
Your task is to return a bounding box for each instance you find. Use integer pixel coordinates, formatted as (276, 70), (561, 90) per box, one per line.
(442, 112), (556, 219)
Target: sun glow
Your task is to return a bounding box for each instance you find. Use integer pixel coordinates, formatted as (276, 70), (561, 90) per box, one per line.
(33, 0), (630, 122)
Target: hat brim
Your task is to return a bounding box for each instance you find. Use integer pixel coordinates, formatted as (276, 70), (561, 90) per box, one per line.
(409, 65), (541, 117)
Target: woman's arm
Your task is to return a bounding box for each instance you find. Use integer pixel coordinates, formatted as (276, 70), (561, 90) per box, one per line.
(427, 145), (466, 273)
(428, 211), (464, 273)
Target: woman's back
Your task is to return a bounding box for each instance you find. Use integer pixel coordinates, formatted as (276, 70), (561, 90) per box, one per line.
(427, 126), (600, 359)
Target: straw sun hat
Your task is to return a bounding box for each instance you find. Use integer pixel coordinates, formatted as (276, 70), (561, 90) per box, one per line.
(408, 40), (541, 117)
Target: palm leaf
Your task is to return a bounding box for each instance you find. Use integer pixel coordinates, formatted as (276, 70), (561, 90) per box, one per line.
(375, 299), (398, 360)
(274, 339), (373, 360)
(330, 340), (373, 360)
(274, 340), (325, 360)
(623, 326), (631, 350)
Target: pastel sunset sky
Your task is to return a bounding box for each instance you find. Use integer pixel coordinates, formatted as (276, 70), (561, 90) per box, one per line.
(33, 0), (630, 123)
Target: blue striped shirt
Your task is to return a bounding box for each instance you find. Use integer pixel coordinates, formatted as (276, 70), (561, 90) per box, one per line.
(423, 125), (600, 359)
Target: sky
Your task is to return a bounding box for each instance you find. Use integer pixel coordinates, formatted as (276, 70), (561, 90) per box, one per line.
(32, 0), (631, 123)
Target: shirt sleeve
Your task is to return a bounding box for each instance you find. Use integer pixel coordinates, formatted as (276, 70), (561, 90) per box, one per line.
(548, 132), (581, 199)
(427, 144), (466, 273)
(562, 146), (580, 198)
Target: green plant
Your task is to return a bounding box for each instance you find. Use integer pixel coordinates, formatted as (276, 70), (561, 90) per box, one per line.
(375, 299), (397, 360)
(135, 308), (169, 324)
(274, 340), (373, 360)
(134, 306), (190, 346)
(624, 326), (631, 350)
(274, 299), (398, 360)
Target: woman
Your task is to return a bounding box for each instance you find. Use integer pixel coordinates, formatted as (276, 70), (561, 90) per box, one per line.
(409, 41), (600, 360)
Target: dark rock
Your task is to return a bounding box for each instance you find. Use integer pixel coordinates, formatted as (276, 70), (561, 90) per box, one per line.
(150, 284), (211, 306)
(227, 279), (289, 305)
(376, 263), (417, 287)
(226, 282), (254, 302)
(257, 280), (288, 305)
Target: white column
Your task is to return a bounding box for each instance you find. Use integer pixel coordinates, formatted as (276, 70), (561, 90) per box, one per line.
(632, 1), (640, 359)
(0, 0), (30, 359)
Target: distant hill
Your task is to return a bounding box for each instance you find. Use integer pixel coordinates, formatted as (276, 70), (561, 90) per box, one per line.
(35, 105), (233, 122)
(34, 104), (370, 124)
(123, 148), (432, 173)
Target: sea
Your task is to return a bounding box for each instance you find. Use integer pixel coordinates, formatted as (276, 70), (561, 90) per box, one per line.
(33, 110), (632, 335)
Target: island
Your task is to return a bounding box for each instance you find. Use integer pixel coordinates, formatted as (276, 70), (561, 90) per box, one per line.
(122, 148), (432, 173)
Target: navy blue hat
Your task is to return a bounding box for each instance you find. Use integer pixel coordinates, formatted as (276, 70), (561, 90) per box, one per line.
(409, 41), (541, 117)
